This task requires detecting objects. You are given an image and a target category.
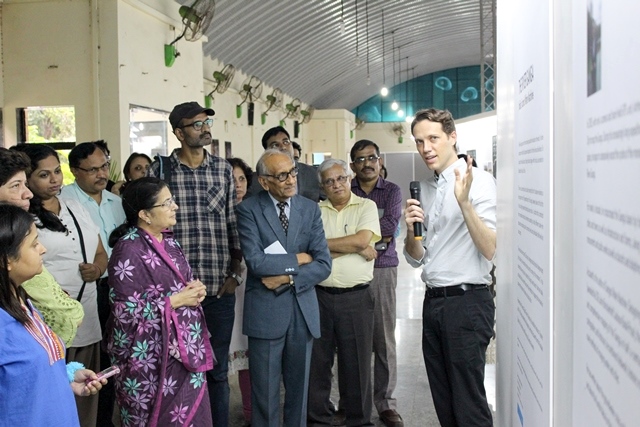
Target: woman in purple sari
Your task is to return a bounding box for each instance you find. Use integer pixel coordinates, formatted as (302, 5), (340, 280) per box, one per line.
(106, 177), (215, 427)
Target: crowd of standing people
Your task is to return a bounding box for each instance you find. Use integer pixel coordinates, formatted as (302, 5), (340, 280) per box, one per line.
(0, 103), (496, 427)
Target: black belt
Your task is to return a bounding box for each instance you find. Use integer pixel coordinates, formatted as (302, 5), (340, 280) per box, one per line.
(317, 283), (369, 295)
(425, 283), (488, 298)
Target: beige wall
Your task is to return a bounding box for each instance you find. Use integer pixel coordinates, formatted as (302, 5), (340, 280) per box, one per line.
(2, 0), (96, 145)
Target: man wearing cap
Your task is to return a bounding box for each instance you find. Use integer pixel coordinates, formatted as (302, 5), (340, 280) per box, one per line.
(148, 101), (243, 427)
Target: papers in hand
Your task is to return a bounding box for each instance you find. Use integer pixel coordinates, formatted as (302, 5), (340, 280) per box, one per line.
(264, 241), (290, 296)
(264, 241), (287, 254)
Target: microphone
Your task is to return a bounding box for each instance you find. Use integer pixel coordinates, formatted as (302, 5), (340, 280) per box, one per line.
(409, 181), (423, 240)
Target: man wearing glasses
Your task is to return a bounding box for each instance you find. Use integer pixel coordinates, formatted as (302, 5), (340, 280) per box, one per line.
(236, 149), (331, 426)
(246, 126), (322, 202)
(349, 140), (404, 427)
(148, 101), (243, 427)
(60, 141), (126, 426)
(307, 158), (380, 427)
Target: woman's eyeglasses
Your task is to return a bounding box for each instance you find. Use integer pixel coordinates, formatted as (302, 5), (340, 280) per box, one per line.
(152, 196), (177, 209)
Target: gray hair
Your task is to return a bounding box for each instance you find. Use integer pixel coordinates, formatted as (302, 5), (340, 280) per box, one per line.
(256, 148), (294, 176)
(317, 158), (350, 183)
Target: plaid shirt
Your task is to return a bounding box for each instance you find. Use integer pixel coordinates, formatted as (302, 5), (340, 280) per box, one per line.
(351, 177), (402, 268)
(149, 149), (241, 293)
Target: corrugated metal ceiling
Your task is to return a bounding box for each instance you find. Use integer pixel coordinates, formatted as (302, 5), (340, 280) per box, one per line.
(185, 0), (482, 110)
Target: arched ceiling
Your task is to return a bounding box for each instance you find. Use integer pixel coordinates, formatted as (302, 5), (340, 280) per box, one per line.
(193, 0), (484, 110)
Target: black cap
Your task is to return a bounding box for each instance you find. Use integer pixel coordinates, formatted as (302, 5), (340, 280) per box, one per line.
(169, 102), (215, 130)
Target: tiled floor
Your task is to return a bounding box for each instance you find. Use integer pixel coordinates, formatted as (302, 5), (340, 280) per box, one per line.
(228, 244), (497, 426)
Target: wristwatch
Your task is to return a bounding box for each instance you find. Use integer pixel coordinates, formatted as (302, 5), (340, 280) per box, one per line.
(288, 275), (295, 286)
(228, 271), (244, 285)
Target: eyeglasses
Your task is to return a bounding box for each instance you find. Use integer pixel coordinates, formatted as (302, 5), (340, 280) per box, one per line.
(152, 196), (177, 209)
(180, 118), (213, 131)
(262, 167), (299, 182)
(267, 139), (291, 150)
(353, 155), (380, 164)
(322, 175), (349, 187)
(75, 162), (111, 175)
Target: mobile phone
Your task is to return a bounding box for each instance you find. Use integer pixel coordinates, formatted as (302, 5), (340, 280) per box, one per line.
(86, 365), (120, 383)
(374, 241), (388, 251)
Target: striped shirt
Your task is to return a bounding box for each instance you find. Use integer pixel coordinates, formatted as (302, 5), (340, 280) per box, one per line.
(149, 149), (242, 294)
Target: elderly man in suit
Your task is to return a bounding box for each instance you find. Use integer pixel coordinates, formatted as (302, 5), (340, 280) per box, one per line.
(246, 126), (322, 202)
(236, 149), (332, 426)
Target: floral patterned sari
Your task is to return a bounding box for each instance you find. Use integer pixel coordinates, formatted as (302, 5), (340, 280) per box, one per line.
(107, 227), (215, 427)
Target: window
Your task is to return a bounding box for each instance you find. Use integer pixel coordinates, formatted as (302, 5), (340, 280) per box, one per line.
(129, 105), (169, 158)
(17, 106), (76, 148)
(16, 106), (76, 184)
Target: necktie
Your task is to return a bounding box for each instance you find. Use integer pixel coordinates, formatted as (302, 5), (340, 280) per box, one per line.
(277, 202), (289, 235)
(434, 172), (440, 183)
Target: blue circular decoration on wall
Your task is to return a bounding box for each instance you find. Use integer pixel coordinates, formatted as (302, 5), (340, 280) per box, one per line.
(485, 78), (494, 92)
(460, 86), (478, 102)
(434, 76), (453, 91)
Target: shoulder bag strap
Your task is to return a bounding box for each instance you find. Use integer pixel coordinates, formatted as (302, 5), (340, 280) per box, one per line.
(66, 206), (88, 302)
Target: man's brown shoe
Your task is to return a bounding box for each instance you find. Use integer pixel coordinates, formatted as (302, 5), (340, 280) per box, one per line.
(379, 409), (404, 427)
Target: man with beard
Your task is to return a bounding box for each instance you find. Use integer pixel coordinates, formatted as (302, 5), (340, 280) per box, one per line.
(148, 101), (243, 427)
(60, 141), (126, 426)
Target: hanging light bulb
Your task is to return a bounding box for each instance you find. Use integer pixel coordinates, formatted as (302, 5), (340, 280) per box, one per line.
(391, 101), (398, 111)
(367, 75), (371, 85)
(397, 109), (405, 118)
(340, 19), (345, 34)
(356, 54), (360, 66)
(380, 86), (388, 97)
(405, 115), (414, 123)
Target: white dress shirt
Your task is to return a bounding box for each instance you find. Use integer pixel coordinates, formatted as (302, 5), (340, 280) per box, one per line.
(404, 158), (496, 287)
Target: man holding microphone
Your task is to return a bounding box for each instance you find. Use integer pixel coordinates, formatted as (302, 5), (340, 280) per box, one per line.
(403, 108), (497, 427)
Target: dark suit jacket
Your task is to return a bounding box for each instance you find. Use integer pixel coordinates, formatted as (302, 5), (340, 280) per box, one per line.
(236, 191), (331, 339)
(246, 161), (322, 202)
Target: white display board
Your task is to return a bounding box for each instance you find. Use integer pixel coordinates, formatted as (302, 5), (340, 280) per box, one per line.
(573, 1), (640, 425)
(512, 0), (554, 425)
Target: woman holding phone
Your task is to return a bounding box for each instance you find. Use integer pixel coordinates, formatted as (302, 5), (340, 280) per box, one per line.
(0, 203), (104, 425)
(106, 177), (214, 426)
(12, 143), (108, 426)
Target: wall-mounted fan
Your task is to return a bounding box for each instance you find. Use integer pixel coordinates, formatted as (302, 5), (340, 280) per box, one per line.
(236, 76), (263, 125)
(261, 88), (283, 125)
(165, 0), (215, 67)
(299, 106), (315, 124)
(284, 98), (301, 120)
(388, 122), (406, 144)
(205, 64), (235, 108)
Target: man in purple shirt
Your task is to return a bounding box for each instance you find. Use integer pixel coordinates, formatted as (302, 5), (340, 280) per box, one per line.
(350, 140), (404, 427)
